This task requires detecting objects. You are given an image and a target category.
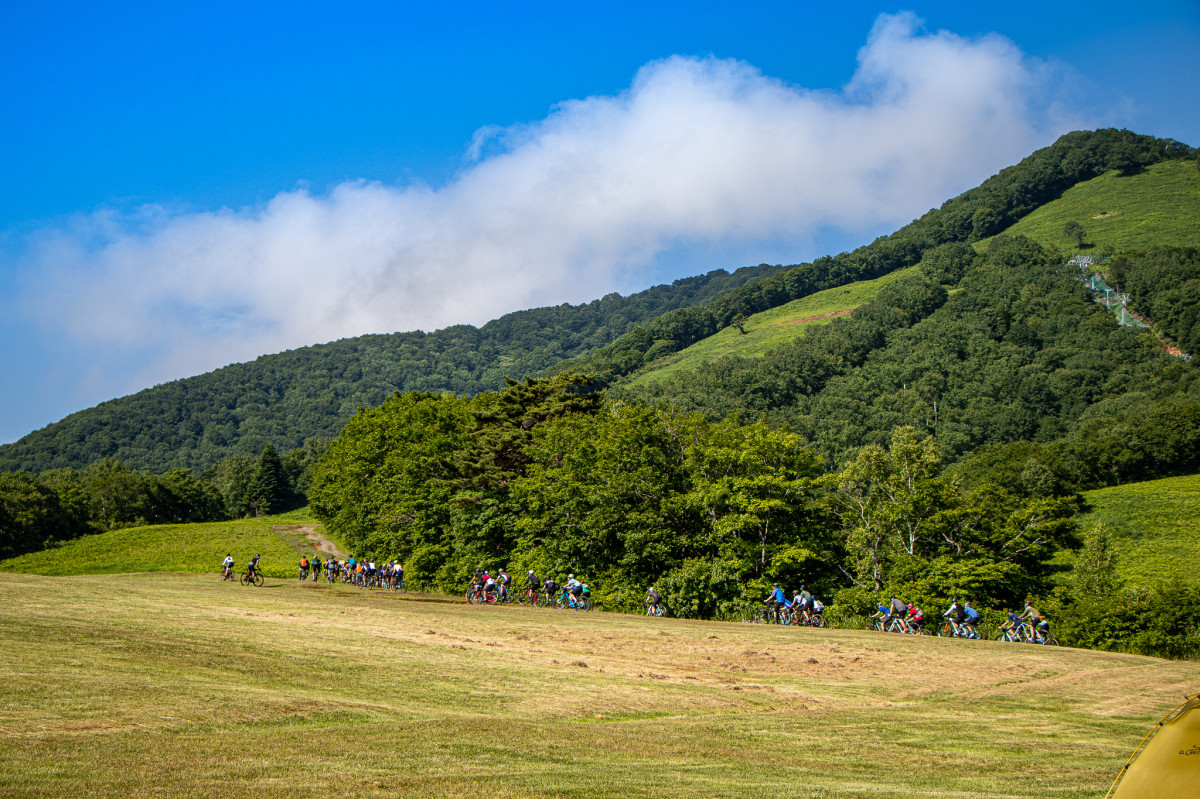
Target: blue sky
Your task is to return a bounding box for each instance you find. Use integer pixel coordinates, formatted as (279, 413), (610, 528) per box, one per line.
(1, 1), (1198, 445)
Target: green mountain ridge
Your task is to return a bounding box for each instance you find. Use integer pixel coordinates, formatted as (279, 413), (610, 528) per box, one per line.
(1, 128), (1194, 477)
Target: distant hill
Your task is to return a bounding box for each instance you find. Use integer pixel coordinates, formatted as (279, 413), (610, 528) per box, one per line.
(0, 264), (783, 474)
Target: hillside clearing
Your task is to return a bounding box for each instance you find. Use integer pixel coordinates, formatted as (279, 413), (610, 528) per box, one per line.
(1076, 472), (1200, 587)
(625, 266), (919, 388)
(1, 573), (1194, 798)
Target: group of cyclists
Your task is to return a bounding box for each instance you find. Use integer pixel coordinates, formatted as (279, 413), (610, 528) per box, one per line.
(466, 568), (593, 609)
(221, 554), (1056, 644)
(221, 553), (407, 591)
(760, 583), (827, 625)
(869, 595), (1055, 643)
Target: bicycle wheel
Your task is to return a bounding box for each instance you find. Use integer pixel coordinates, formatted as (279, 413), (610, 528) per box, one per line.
(252, 573), (264, 587)
(812, 614), (826, 628)
(240, 573), (250, 586)
(1043, 635), (1060, 646)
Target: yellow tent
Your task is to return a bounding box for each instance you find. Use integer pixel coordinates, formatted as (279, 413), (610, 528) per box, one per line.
(1107, 692), (1200, 798)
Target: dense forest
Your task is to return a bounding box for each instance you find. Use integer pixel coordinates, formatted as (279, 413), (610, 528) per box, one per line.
(0, 264), (783, 474)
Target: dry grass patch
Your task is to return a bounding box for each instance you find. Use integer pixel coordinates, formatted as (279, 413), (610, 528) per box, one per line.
(0, 573), (1195, 797)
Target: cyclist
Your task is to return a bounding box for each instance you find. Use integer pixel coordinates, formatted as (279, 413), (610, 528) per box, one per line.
(962, 601), (981, 637)
(765, 583), (788, 622)
(869, 601), (890, 629)
(646, 586), (662, 615)
(942, 599), (967, 636)
(496, 569), (511, 601)
(393, 561), (405, 589)
(221, 554), (234, 581)
(312, 556), (322, 582)
(299, 556), (309, 580)
(907, 604), (925, 632)
(522, 570), (539, 602)
(482, 571), (497, 599)
(795, 585), (814, 623)
(999, 607), (1023, 641)
(580, 582), (591, 608)
(1018, 600), (1048, 641)
(543, 575), (558, 603)
(885, 595), (908, 630)
(565, 574), (583, 607)
(247, 554), (261, 580)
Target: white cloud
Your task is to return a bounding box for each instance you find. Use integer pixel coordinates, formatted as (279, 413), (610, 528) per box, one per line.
(12, 12), (1086, 402)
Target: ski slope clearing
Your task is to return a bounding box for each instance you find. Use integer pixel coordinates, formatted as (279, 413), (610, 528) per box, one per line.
(2, 573), (1194, 798)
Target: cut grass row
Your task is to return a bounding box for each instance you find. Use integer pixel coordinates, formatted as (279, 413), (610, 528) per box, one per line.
(626, 266), (920, 389)
(1, 572), (1195, 798)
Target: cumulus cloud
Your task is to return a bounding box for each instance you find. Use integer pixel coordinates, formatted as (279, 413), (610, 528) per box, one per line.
(11, 13), (1086, 400)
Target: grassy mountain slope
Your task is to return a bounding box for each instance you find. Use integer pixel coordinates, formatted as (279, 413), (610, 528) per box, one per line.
(624, 266), (919, 389)
(0, 264), (783, 475)
(978, 159), (1200, 255)
(1076, 472), (1200, 588)
(1, 571), (1195, 797)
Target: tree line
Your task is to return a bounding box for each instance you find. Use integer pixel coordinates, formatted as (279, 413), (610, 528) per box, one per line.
(0, 441), (324, 559)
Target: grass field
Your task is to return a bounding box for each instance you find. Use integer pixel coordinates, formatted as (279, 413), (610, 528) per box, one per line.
(0, 509), (344, 580)
(980, 160), (1200, 256)
(1076, 472), (1200, 587)
(0, 572), (1194, 798)
(626, 266), (919, 389)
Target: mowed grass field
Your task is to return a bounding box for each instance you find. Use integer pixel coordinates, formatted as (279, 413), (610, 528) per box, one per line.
(1077, 472), (1200, 587)
(980, 160), (1200, 256)
(626, 267), (920, 389)
(2, 572), (1196, 798)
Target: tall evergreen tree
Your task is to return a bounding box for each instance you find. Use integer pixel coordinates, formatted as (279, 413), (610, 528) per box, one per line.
(248, 444), (290, 515)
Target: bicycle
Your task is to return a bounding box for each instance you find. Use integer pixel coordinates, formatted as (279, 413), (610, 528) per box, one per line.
(517, 587), (539, 605)
(645, 602), (664, 617)
(1023, 623), (1059, 646)
(240, 570), (264, 587)
(298, 566), (309, 581)
(222, 565), (235, 582)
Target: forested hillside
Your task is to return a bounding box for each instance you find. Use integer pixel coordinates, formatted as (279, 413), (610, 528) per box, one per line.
(0, 263), (782, 474)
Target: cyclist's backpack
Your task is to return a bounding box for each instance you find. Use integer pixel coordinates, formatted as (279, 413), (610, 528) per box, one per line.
(813, 600), (824, 613)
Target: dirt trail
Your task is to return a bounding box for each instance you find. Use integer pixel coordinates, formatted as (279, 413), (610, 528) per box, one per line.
(274, 525), (346, 558)
(774, 309), (853, 327)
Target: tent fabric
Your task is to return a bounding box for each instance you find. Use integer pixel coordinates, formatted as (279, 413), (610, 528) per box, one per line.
(1108, 693), (1200, 798)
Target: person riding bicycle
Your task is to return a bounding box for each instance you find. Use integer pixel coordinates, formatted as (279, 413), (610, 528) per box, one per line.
(962, 601), (981, 636)
(496, 569), (511, 600)
(999, 608), (1023, 640)
(765, 583), (788, 621)
(943, 599), (967, 635)
(907, 604), (925, 631)
(1018, 600), (1049, 641)
(247, 554), (261, 579)
(311, 556), (322, 581)
(221, 554), (234, 580)
(299, 555), (309, 578)
(795, 585), (814, 622)
(393, 561), (405, 587)
(525, 570), (539, 592)
(482, 572), (497, 598)
(543, 575), (557, 600)
(869, 602), (890, 628)
(566, 575), (585, 607)
(646, 586), (662, 614)
(885, 595), (908, 629)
